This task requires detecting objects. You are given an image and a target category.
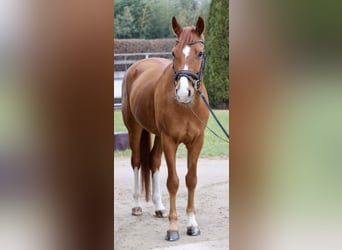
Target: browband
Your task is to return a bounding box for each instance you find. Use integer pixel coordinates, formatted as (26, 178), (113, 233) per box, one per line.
(175, 39), (205, 45)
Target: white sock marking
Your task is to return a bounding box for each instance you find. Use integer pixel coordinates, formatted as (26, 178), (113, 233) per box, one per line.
(187, 212), (198, 227)
(133, 167), (141, 208)
(152, 170), (165, 211)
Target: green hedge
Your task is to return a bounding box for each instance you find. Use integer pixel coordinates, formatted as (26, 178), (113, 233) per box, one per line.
(204, 0), (229, 109)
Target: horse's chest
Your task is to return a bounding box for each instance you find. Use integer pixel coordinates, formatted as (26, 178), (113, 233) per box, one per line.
(183, 120), (203, 138)
(158, 113), (203, 141)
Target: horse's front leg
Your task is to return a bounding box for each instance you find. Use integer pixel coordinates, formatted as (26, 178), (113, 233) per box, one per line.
(162, 135), (180, 241)
(185, 134), (204, 236)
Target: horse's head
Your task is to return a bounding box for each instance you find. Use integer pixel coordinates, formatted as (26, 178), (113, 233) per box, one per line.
(171, 16), (206, 104)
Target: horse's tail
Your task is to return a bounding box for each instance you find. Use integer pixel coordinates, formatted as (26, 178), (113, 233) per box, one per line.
(140, 129), (151, 201)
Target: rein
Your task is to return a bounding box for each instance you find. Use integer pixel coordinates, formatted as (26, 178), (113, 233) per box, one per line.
(197, 88), (230, 141)
(173, 39), (230, 142)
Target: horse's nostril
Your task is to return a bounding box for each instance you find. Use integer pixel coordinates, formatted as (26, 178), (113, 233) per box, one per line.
(188, 89), (191, 96)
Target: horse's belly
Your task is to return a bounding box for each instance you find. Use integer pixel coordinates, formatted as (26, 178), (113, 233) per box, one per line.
(131, 98), (158, 135)
(124, 58), (172, 135)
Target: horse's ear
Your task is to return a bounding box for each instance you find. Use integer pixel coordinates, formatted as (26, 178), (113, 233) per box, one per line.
(172, 16), (183, 37)
(195, 16), (205, 35)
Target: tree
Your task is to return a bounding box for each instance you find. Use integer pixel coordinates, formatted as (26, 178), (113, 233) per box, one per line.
(114, 0), (211, 39)
(204, 0), (229, 108)
(114, 6), (135, 38)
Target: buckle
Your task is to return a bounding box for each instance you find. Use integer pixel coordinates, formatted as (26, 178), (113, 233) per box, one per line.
(194, 80), (200, 90)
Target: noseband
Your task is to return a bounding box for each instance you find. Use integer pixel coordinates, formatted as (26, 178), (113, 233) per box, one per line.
(173, 39), (206, 90)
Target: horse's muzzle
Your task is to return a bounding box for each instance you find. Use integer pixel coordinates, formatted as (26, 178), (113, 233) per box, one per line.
(176, 93), (193, 104)
(175, 75), (195, 103)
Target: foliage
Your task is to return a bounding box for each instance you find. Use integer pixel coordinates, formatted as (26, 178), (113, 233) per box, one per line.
(204, 0), (229, 108)
(114, 39), (175, 53)
(114, 0), (211, 39)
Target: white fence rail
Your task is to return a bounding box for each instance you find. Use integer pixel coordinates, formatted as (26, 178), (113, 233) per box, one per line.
(114, 52), (172, 70)
(114, 52), (172, 99)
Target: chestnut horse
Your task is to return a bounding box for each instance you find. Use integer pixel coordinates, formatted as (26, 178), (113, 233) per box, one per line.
(121, 16), (209, 241)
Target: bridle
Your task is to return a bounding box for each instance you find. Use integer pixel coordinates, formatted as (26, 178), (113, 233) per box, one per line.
(173, 39), (206, 90)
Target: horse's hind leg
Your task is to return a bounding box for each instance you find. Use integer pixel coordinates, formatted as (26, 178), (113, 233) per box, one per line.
(128, 127), (143, 216)
(151, 136), (167, 218)
(132, 166), (142, 216)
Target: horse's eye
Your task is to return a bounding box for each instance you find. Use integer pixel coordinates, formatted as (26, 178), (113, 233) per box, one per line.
(197, 51), (203, 57)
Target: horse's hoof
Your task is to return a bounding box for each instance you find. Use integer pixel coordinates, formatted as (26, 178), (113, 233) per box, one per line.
(131, 207), (142, 216)
(187, 226), (201, 236)
(154, 210), (168, 218)
(165, 230), (180, 241)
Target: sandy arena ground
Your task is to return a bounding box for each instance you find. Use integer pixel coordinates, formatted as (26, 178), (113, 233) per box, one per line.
(114, 157), (229, 250)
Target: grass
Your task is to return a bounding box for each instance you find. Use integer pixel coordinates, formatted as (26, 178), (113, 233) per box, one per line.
(114, 109), (229, 158)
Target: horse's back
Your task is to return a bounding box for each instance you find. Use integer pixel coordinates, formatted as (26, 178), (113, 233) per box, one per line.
(125, 58), (171, 88)
(122, 58), (171, 134)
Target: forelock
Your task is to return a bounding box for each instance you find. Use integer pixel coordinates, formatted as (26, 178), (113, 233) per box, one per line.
(178, 27), (196, 48)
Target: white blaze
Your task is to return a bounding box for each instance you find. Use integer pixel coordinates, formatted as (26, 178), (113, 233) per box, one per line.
(177, 45), (191, 99)
(182, 45), (190, 59)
